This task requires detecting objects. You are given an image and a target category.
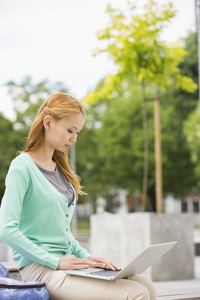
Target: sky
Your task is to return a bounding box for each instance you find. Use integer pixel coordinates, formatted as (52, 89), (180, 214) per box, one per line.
(0, 0), (196, 119)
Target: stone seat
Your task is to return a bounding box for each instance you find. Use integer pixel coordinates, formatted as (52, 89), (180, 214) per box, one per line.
(0, 260), (21, 280)
(155, 279), (200, 300)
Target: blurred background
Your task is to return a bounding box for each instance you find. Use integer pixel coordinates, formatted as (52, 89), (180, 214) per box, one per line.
(0, 0), (199, 232)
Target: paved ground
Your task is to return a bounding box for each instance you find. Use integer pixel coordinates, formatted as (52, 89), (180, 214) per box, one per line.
(154, 257), (200, 299)
(155, 279), (200, 299)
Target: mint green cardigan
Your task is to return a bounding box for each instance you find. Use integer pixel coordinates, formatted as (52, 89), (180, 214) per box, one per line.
(0, 153), (90, 270)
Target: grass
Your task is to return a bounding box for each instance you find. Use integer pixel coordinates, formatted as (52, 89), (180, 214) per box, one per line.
(75, 220), (200, 234)
(77, 219), (90, 235)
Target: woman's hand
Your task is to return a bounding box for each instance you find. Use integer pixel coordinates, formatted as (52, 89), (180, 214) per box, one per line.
(57, 255), (96, 270)
(87, 256), (121, 271)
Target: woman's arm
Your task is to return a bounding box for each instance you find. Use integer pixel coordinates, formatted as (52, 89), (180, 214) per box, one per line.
(0, 164), (59, 269)
(68, 231), (91, 259)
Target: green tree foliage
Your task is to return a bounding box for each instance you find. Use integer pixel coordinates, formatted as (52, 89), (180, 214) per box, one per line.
(84, 0), (197, 210)
(78, 79), (198, 210)
(184, 107), (200, 188)
(0, 113), (24, 200)
(161, 31), (199, 195)
(93, 1), (196, 91)
(7, 76), (69, 131)
(77, 83), (155, 209)
(0, 28), (198, 211)
(85, 1), (197, 105)
(75, 110), (101, 203)
(181, 32), (199, 187)
(77, 29), (198, 210)
(95, 87), (153, 192)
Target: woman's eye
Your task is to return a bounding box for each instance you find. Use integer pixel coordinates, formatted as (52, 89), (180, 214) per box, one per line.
(68, 130), (73, 134)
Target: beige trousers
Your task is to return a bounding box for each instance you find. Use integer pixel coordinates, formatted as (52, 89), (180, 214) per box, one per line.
(20, 263), (157, 300)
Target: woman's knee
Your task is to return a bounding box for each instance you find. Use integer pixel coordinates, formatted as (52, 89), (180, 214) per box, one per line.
(129, 287), (149, 300)
(140, 288), (150, 300)
(125, 285), (149, 300)
(116, 279), (150, 300)
(129, 276), (157, 300)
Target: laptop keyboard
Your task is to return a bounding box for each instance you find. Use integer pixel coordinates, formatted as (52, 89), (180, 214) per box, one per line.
(89, 270), (120, 277)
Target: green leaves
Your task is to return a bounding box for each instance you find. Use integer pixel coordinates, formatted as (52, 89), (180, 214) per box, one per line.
(6, 76), (69, 128)
(0, 113), (25, 200)
(85, 0), (197, 106)
(184, 107), (200, 187)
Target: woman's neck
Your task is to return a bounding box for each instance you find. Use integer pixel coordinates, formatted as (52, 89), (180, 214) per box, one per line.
(30, 148), (56, 171)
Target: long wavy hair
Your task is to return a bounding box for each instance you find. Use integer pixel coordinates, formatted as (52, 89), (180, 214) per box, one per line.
(24, 92), (86, 198)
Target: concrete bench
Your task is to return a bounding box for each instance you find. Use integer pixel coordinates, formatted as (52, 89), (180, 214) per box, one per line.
(155, 280), (200, 300)
(0, 260), (21, 280)
(194, 230), (200, 256)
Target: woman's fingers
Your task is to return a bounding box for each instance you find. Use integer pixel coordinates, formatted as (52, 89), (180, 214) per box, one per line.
(58, 255), (122, 271)
(101, 259), (119, 271)
(87, 260), (106, 269)
(88, 257), (121, 271)
(57, 255), (95, 270)
(108, 261), (121, 271)
(73, 258), (95, 267)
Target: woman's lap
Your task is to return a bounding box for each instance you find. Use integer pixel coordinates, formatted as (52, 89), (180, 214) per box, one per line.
(20, 263), (157, 300)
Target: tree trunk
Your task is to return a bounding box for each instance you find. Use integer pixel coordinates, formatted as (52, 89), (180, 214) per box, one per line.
(141, 81), (149, 212)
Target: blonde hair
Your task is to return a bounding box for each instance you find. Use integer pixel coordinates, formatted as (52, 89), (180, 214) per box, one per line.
(25, 92), (86, 198)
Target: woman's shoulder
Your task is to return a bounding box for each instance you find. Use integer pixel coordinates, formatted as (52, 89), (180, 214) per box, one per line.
(5, 153), (33, 185)
(10, 153), (33, 171)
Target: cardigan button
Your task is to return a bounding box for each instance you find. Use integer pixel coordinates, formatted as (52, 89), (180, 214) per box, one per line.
(66, 214), (69, 217)
(66, 228), (68, 231)
(68, 242), (71, 245)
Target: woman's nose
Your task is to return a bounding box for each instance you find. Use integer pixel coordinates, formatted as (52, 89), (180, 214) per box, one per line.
(70, 133), (77, 143)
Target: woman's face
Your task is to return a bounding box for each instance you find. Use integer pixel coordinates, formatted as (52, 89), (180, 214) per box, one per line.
(44, 112), (85, 152)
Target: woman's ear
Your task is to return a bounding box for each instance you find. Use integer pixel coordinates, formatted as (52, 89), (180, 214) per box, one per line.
(43, 115), (52, 130)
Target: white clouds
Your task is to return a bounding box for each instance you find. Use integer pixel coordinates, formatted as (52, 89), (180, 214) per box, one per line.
(0, 0), (117, 99)
(0, 0), (196, 119)
(0, 86), (15, 120)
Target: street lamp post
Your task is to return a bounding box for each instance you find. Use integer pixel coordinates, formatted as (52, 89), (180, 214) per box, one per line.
(195, 0), (200, 123)
(70, 143), (78, 234)
(154, 97), (163, 213)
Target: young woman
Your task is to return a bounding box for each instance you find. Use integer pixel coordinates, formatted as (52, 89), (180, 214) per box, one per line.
(0, 92), (156, 300)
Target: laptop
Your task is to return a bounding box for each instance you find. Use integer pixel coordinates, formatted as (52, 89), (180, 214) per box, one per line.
(64, 241), (177, 281)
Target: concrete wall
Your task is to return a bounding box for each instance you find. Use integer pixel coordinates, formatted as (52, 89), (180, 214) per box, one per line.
(149, 213), (194, 281)
(90, 212), (195, 281)
(193, 214), (200, 226)
(0, 241), (8, 261)
(0, 241), (13, 261)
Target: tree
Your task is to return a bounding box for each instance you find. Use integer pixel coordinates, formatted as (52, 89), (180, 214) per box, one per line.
(77, 82), (155, 210)
(160, 31), (199, 196)
(181, 31), (200, 190)
(7, 76), (69, 130)
(77, 71), (198, 212)
(183, 106), (200, 188)
(0, 113), (24, 201)
(84, 0), (197, 210)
